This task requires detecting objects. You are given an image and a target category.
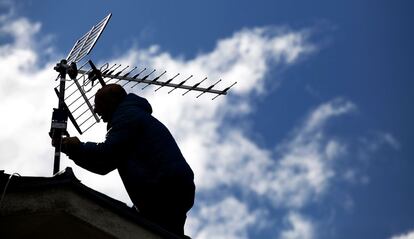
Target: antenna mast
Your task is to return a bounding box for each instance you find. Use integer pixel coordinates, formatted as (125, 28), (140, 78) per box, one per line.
(49, 14), (111, 175)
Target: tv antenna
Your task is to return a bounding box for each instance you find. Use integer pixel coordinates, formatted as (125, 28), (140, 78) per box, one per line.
(49, 13), (237, 175)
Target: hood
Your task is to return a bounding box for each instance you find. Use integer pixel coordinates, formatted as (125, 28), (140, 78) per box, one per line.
(108, 93), (153, 130)
(121, 93), (153, 114)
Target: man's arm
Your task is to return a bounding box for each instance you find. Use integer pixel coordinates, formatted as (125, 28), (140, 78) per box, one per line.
(62, 123), (134, 175)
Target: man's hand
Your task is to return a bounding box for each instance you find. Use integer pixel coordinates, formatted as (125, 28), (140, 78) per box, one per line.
(61, 137), (81, 155)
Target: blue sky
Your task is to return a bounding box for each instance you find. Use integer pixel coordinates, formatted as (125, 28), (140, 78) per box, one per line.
(0, 1), (413, 238)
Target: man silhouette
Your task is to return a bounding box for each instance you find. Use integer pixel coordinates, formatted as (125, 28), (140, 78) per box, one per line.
(60, 84), (195, 237)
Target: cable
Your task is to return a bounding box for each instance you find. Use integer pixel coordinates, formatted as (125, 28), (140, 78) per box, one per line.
(0, 173), (21, 209)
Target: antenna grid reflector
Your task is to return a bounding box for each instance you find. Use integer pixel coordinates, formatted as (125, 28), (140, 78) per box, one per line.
(66, 13), (112, 64)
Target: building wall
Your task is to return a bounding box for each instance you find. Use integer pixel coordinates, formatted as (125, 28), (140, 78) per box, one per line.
(0, 186), (163, 239)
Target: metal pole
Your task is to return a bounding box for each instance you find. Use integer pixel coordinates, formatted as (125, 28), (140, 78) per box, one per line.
(50, 60), (70, 175)
(53, 71), (66, 174)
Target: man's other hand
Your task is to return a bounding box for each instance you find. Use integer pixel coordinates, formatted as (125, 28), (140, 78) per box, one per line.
(61, 137), (81, 154)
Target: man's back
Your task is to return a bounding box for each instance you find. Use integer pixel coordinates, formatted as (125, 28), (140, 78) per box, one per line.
(109, 93), (194, 206)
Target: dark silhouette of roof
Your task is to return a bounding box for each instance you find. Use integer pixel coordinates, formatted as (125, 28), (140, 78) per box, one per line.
(0, 167), (183, 239)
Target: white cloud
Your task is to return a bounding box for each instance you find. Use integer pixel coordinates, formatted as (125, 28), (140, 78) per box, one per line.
(380, 132), (401, 151)
(266, 99), (353, 208)
(180, 98), (355, 237)
(0, 17), (41, 48)
(279, 212), (314, 239)
(190, 99), (354, 209)
(0, 14), (57, 175)
(390, 230), (414, 239)
(303, 98), (355, 134)
(0, 0), (15, 22)
(356, 131), (401, 164)
(363, 131), (401, 152)
(369, 131), (401, 151)
(186, 197), (261, 239)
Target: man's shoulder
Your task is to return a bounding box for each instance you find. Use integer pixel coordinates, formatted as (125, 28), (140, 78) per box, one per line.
(120, 94), (152, 113)
(111, 95), (152, 126)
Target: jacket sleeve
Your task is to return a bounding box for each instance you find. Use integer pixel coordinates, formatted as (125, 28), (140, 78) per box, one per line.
(68, 121), (135, 175)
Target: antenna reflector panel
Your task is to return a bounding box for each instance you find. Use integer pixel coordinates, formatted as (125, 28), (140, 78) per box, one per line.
(66, 13), (112, 64)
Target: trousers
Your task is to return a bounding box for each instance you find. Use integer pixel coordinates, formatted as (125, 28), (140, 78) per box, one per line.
(136, 181), (195, 237)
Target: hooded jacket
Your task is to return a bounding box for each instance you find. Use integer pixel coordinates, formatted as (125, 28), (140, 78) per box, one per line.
(69, 93), (194, 207)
